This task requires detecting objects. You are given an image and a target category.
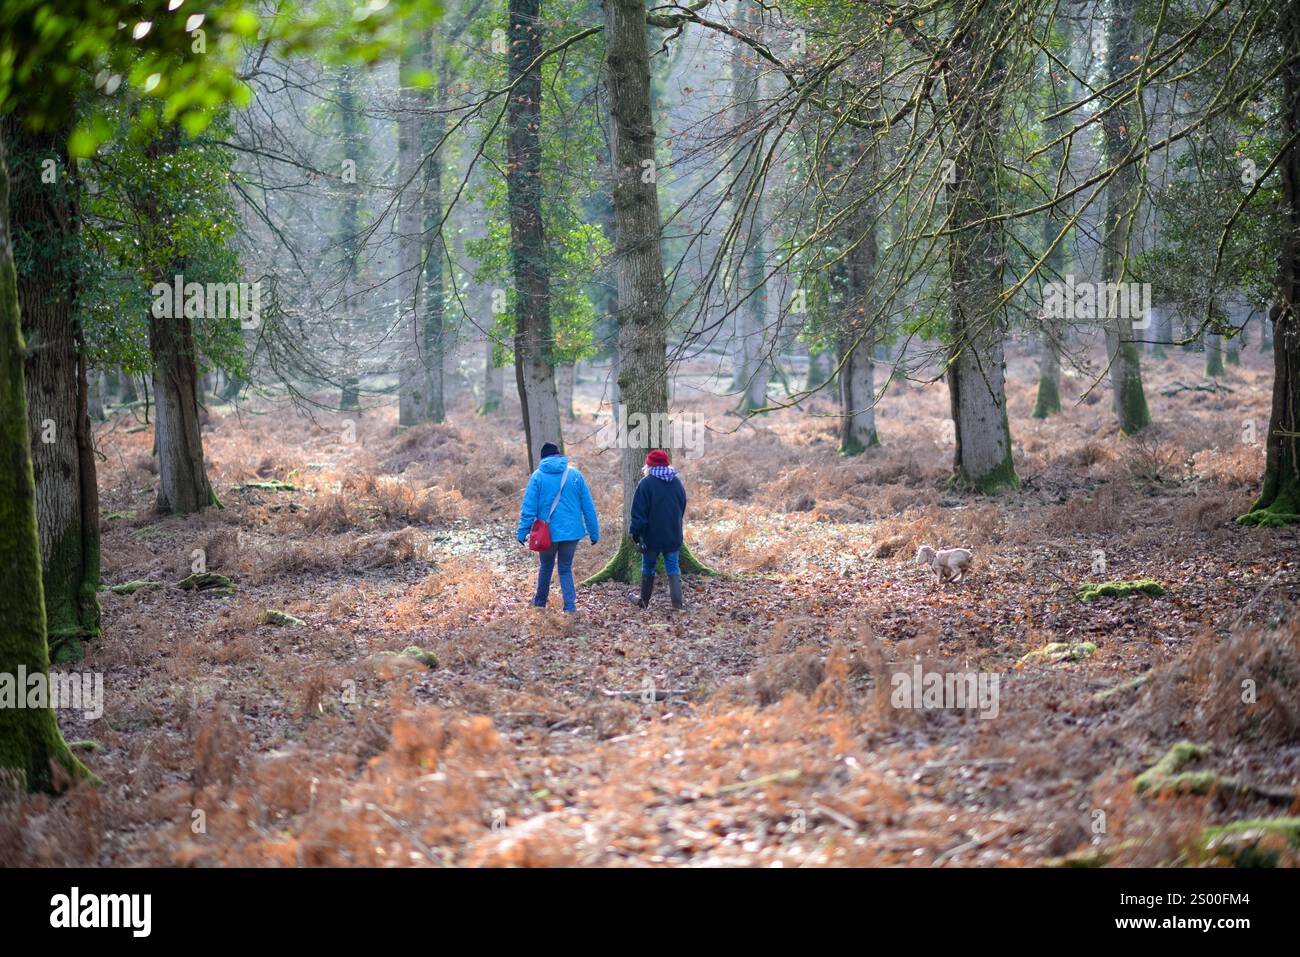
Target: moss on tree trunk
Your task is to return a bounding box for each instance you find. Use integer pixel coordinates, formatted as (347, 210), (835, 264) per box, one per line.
(6, 115), (102, 662)
(0, 134), (91, 792)
(585, 534), (716, 585)
(1239, 6), (1300, 529)
(587, 0), (720, 585)
(1100, 0), (1152, 435)
(944, 23), (1019, 494)
(1032, 371), (1062, 419)
(1205, 334), (1226, 377)
(1115, 341), (1152, 434)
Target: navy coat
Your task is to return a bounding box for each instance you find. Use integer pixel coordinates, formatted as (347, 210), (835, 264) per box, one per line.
(629, 471), (687, 553)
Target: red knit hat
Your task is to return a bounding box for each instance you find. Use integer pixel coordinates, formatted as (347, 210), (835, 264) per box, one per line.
(645, 449), (670, 467)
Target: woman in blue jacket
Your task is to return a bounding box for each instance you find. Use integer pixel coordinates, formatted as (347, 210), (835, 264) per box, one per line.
(516, 443), (599, 613)
(629, 449), (688, 611)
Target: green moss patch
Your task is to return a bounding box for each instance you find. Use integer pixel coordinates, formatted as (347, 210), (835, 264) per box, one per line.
(1236, 508), (1300, 528)
(1019, 641), (1096, 665)
(373, 646), (439, 669)
(176, 572), (237, 595)
(259, 609), (305, 627)
(108, 580), (164, 595)
(1135, 741), (1209, 794)
(1202, 818), (1300, 868)
(1077, 579), (1167, 602)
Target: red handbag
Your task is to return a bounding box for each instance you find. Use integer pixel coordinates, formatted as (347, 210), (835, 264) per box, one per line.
(527, 467), (571, 551)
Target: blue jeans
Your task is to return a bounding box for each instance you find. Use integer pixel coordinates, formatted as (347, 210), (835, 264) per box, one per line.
(535, 540), (579, 611)
(641, 548), (680, 577)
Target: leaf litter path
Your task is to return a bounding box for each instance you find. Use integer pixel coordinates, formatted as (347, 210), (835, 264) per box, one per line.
(12, 361), (1298, 867)
(318, 504), (1292, 867)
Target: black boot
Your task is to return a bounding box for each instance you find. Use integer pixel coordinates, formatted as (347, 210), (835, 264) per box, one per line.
(637, 574), (655, 608)
(668, 574), (684, 611)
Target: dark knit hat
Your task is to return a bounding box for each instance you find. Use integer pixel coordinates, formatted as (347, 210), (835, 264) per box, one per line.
(540, 442), (561, 459)
(645, 449), (670, 467)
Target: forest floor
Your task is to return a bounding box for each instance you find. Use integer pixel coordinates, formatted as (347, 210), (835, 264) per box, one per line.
(4, 342), (1300, 867)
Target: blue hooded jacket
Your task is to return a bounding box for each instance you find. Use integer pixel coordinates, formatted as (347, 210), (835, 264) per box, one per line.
(516, 455), (599, 545)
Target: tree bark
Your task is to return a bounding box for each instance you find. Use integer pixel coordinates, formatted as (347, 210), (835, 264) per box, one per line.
(508, 0), (562, 469)
(557, 361), (576, 418)
(839, 338), (877, 453)
(149, 294), (215, 514)
(1150, 305), (1171, 359)
(1240, 1), (1300, 526)
(804, 347), (831, 392)
(944, 12), (1018, 493)
(1205, 328), (1225, 377)
(733, 0), (769, 414)
(118, 367), (138, 404)
(587, 0), (713, 583)
(0, 126), (91, 793)
(336, 63), (366, 412)
(479, 334), (503, 414)
(837, 129), (880, 454)
(396, 34), (429, 427)
(1101, 0), (1151, 434)
(1034, 14), (1071, 418)
(144, 129), (215, 515)
(5, 115), (101, 660)
(423, 66), (449, 424)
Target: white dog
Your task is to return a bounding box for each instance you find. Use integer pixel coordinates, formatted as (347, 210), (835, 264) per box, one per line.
(915, 544), (973, 585)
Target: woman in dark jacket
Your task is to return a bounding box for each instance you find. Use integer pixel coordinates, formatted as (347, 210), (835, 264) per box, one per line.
(629, 449), (687, 610)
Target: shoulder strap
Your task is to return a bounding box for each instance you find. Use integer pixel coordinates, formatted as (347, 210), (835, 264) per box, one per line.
(546, 467), (572, 522)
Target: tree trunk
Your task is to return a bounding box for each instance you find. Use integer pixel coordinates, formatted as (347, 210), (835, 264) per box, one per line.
(6, 116), (101, 662)
(733, 0), (769, 415)
(587, 0), (713, 584)
(142, 128), (214, 514)
(479, 335), (503, 414)
(1205, 328), (1225, 377)
(88, 369), (105, 421)
(340, 376), (361, 410)
(508, 0), (562, 469)
(1240, 1), (1300, 526)
(0, 127), (91, 793)
(1034, 15), (1071, 418)
(944, 15), (1018, 493)
(838, 337), (878, 453)
(336, 63), (366, 413)
(6, 115), (101, 660)
(219, 371), (242, 402)
(1150, 305), (1171, 359)
(422, 69), (449, 424)
(1100, 0), (1151, 434)
(118, 367), (138, 404)
(838, 129), (880, 454)
(150, 297), (215, 514)
(1033, 339), (1062, 418)
(396, 34), (429, 427)
(557, 361), (576, 418)
(804, 347), (830, 392)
